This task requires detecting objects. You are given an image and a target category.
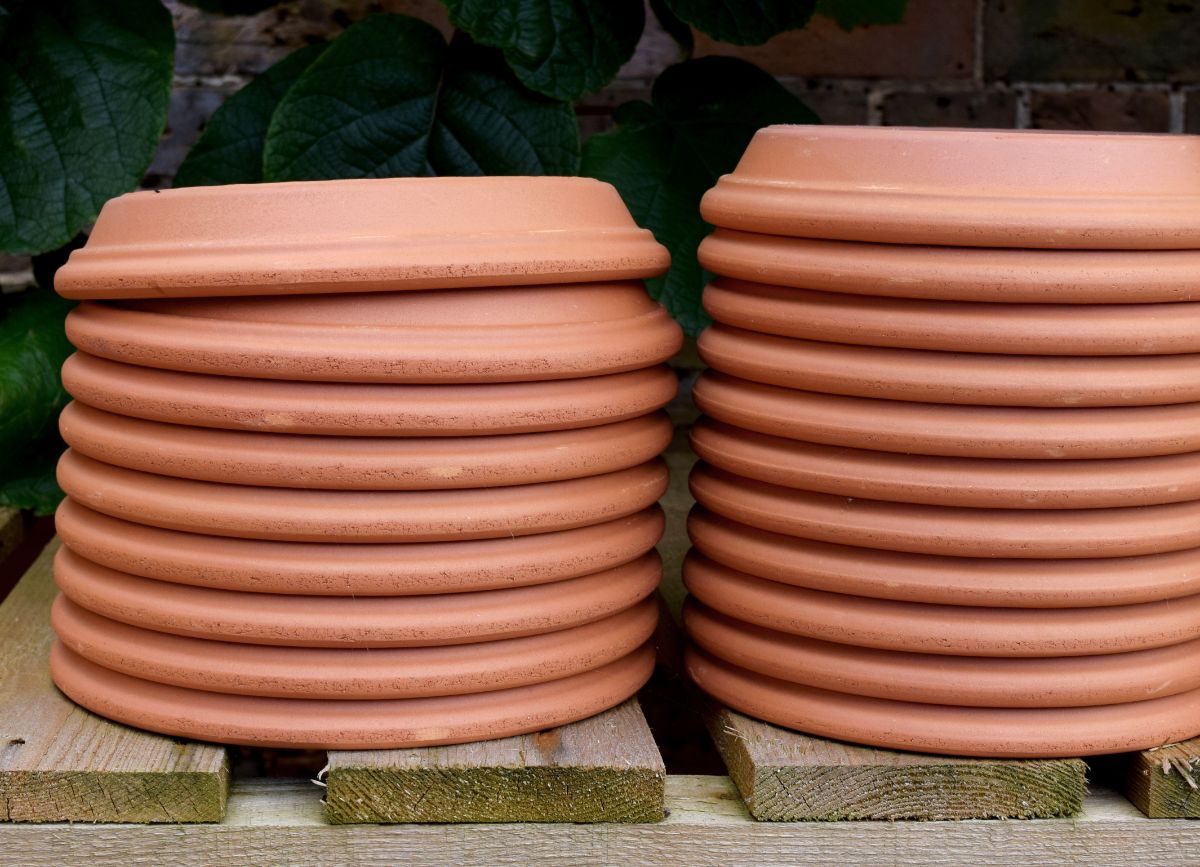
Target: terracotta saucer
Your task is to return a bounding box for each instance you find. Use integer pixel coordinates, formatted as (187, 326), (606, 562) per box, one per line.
(60, 403), (674, 490)
(56, 177), (669, 300)
(699, 323), (1200, 407)
(57, 450), (668, 544)
(690, 417), (1200, 509)
(54, 545), (661, 647)
(682, 552), (1200, 657)
(62, 353), (678, 436)
(693, 371), (1200, 459)
(702, 279), (1200, 356)
(688, 507), (1200, 608)
(698, 229), (1200, 304)
(690, 462), (1200, 559)
(53, 594), (658, 699)
(66, 284), (682, 383)
(685, 647), (1200, 758)
(684, 601), (1200, 708)
(51, 641), (656, 749)
(700, 126), (1200, 249)
(56, 499), (664, 596)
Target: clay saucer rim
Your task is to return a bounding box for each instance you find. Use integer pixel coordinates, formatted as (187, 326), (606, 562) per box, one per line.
(687, 507), (1200, 609)
(700, 126), (1200, 249)
(683, 551), (1200, 657)
(61, 403), (675, 491)
(55, 499), (665, 596)
(691, 462), (1200, 559)
(683, 600), (1200, 708)
(67, 300), (683, 384)
(53, 594), (658, 700)
(690, 417), (1200, 509)
(54, 545), (661, 648)
(694, 371), (1200, 459)
(699, 323), (1200, 408)
(698, 230), (1200, 304)
(687, 646), (1200, 758)
(702, 279), (1200, 356)
(57, 177), (669, 300)
(63, 353), (678, 436)
(50, 641), (656, 749)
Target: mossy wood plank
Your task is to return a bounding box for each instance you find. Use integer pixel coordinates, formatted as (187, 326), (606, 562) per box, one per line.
(324, 698), (665, 823)
(1116, 739), (1200, 818)
(0, 539), (229, 823)
(708, 707), (1087, 821)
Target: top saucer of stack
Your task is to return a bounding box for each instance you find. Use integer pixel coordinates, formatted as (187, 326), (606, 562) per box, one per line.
(56, 177), (669, 300)
(700, 126), (1200, 249)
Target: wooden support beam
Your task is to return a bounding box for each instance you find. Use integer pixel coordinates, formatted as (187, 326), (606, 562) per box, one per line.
(0, 539), (229, 823)
(1113, 738), (1200, 818)
(707, 707), (1087, 821)
(324, 698), (666, 824)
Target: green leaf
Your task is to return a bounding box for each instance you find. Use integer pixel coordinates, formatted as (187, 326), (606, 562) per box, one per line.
(0, 288), (74, 458)
(175, 44), (328, 187)
(0, 431), (66, 515)
(662, 0), (815, 45)
(817, 0), (907, 30)
(582, 57), (816, 336)
(650, 0), (694, 57)
(0, 0), (174, 254)
(444, 0), (644, 101)
(264, 15), (580, 181)
(177, 0), (282, 14)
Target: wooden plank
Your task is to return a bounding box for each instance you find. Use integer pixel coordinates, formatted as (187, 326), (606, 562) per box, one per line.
(0, 507), (22, 566)
(707, 707), (1087, 821)
(656, 424), (697, 623)
(324, 698), (666, 823)
(0, 539), (229, 823)
(1113, 738), (1200, 817)
(1, 776), (1199, 867)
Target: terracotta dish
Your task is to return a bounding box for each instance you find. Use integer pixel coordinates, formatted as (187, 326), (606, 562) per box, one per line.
(65, 283), (682, 383)
(55, 498), (664, 596)
(702, 278), (1200, 356)
(693, 371), (1200, 459)
(698, 229), (1200, 304)
(700, 126), (1200, 249)
(60, 402), (673, 490)
(54, 594), (657, 699)
(683, 601), (1200, 708)
(688, 507), (1200, 608)
(62, 352), (678, 436)
(57, 449), (668, 543)
(690, 462), (1200, 559)
(690, 418), (1200, 509)
(683, 552), (1200, 657)
(686, 647), (1200, 758)
(699, 323), (1200, 407)
(54, 545), (661, 647)
(56, 177), (669, 299)
(51, 641), (656, 749)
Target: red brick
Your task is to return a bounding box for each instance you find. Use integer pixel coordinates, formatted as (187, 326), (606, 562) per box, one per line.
(1029, 88), (1170, 132)
(693, 0), (975, 80)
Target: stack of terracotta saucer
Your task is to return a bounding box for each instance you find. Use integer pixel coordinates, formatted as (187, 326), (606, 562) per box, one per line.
(683, 125), (1200, 758)
(50, 177), (682, 749)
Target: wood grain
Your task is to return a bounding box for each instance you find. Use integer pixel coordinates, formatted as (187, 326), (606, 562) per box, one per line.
(1, 775), (1198, 867)
(324, 698), (666, 823)
(0, 539), (229, 823)
(708, 707), (1087, 821)
(1115, 738), (1200, 817)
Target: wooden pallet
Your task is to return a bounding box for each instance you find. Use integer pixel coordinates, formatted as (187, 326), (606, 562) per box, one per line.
(0, 537), (665, 824)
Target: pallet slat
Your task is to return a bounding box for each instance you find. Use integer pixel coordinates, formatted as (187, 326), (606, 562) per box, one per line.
(1115, 738), (1200, 818)
(325, 698), (666, 823)
(707, 707), (1087, 821)
(0, 539), (230, 823)
(2, 776), (1199, 867)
